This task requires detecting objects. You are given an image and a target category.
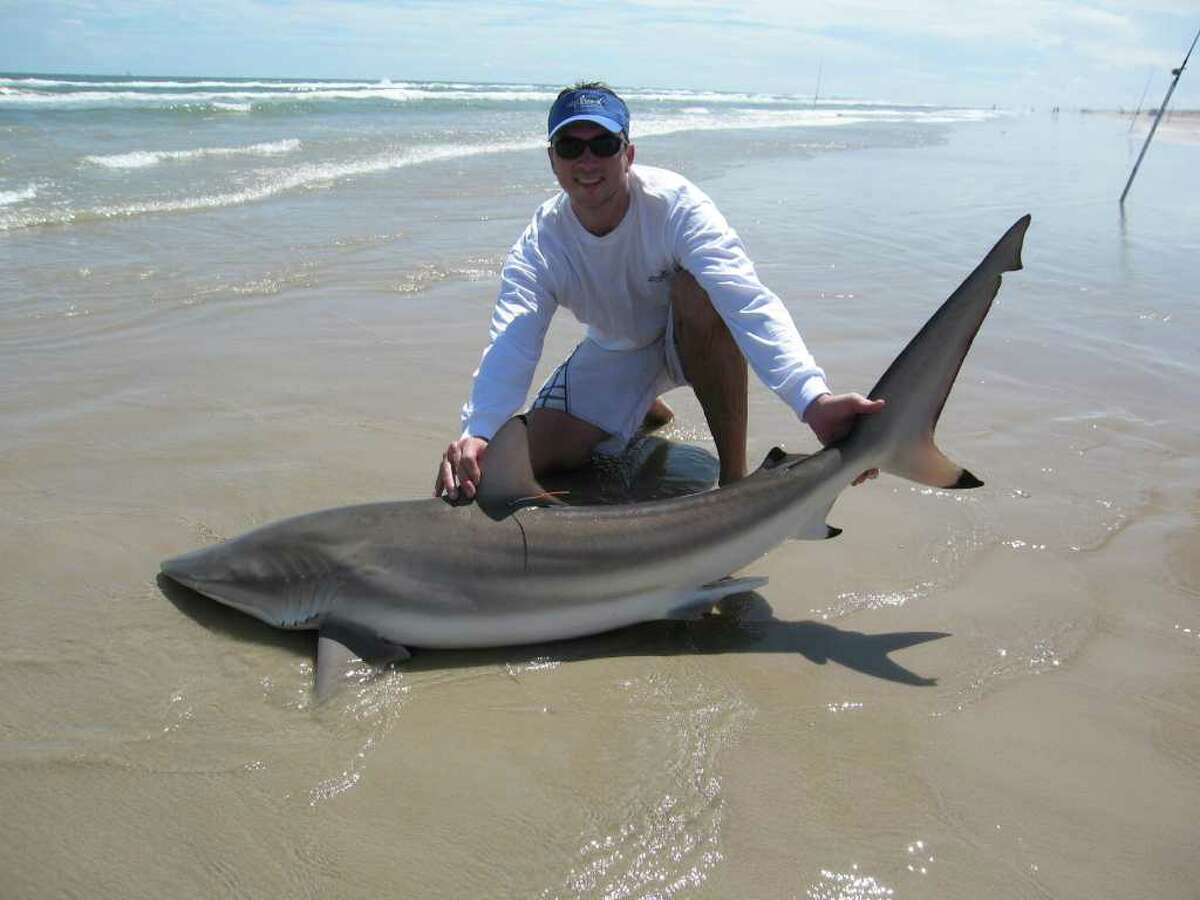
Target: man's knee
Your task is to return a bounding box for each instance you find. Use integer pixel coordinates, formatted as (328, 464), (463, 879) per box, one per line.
(670, 270), (743, 381)
(670, 270), (724, 337)
(524, 408), (607, 475)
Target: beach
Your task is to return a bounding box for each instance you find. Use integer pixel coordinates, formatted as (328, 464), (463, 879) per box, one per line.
(1, 77), (1198, 898)
(1118, 108), (1200, 145)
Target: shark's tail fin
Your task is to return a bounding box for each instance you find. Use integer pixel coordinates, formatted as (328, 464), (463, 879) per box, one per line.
(849, 215), (1030, 490)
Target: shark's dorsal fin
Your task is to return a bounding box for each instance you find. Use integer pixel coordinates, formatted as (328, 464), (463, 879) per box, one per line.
(477, 415), (565, 520)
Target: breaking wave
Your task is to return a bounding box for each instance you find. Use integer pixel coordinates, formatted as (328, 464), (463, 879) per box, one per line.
(0, 183), (39, 206)
(0, 100), (998, 232)
(0, 76), (995, 115)
(0, 138), (542, 231)
(83, 139), (301, 169)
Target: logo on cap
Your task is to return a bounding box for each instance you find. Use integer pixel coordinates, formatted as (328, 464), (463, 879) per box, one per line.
(548, 89), (631, 139)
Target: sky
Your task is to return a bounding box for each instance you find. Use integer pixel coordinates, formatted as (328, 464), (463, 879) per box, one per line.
(3, 0), (1198, 109)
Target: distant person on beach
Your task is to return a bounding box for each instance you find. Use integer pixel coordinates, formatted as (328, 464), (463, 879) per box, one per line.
(434, 81), (881, 501)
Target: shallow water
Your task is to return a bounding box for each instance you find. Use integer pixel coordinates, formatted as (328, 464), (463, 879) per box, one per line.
(1, 80), (1197, 898)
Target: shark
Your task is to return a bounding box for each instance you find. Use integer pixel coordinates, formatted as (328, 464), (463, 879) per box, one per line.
(161, 214), (1030, 698)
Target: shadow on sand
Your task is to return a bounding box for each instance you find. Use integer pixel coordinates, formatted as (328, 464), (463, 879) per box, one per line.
(159, 575), (948, 688)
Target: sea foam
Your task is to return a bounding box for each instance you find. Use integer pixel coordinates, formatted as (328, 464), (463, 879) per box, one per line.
(0, 82), (885, 111)
(86, 139), (542, 215)
(83, 139), (301, 169)
(1, 138), (542, 230)
(0, 183), (39, 206)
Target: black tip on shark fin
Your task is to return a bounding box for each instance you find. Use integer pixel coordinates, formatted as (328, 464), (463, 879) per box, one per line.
(1004, 214), (1032, 272)
(951, 469), (984, 489)
(793, 493), (841, 540)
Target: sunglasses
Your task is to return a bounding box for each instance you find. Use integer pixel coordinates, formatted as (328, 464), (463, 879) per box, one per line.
(552, 133), (626, 160)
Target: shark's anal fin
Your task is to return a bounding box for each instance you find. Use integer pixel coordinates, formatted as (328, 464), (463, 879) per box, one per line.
(755, 446), (813, 473)
(799, 522), (843, 539)
(793, 507), (842, 540)
(792, 495), (842, 540)
(477, 415), (566, 520)
(316, 620), (410, 702)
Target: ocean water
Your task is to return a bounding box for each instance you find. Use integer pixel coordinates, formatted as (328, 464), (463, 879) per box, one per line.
(0, 74), (988, 231)
(2, 74), (1198, 899)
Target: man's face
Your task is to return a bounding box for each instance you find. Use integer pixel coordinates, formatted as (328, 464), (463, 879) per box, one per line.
(548, 121), (636, 222)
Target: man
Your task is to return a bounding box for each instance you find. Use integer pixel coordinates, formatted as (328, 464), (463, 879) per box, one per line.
(435, 82), (880, 501)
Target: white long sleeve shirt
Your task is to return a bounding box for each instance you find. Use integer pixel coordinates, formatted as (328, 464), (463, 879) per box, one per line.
(460, 164), (830, 440)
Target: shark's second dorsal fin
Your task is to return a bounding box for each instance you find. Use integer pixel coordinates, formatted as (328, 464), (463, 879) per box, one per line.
(477, 415), (565, 520)
(755, 446), (813, 472)
(742, 446), (837, 539)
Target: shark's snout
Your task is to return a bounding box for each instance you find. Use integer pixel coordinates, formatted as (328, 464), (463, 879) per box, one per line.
(161, 535), (258, 598)
(161, 546), (222, 592)
(161, 532), (338, 630)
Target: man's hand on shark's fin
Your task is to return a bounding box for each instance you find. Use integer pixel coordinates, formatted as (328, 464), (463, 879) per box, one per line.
(435, 435), (490, 500)
(802, 392), (886, 444)
(803, 392), (886, 486)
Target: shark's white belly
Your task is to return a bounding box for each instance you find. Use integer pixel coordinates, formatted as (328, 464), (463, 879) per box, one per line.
(356, 586), (704, 648)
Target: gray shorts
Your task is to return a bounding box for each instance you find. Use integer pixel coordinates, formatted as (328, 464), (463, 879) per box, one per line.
(531, 317), (688, 455)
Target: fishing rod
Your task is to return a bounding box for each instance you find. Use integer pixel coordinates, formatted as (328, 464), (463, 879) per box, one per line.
(1127, 69), (1154, 134)
(1120, 26), (1200, 204)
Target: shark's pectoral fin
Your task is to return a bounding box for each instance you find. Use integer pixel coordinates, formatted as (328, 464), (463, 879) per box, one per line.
(315, 633), (360, 702)
(315, 620), (411, 702)
(477, 415), (566, 520)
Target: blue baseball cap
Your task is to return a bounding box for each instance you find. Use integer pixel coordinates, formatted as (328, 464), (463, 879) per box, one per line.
(548, 89), (630, 140)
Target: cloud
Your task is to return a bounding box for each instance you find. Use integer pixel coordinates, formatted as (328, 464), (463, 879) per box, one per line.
(1, 0), (1196, 107)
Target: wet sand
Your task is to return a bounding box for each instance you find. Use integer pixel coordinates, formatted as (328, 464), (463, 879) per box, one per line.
(2, 112), (1198, 898)
(1121, 108), (1200, 145)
